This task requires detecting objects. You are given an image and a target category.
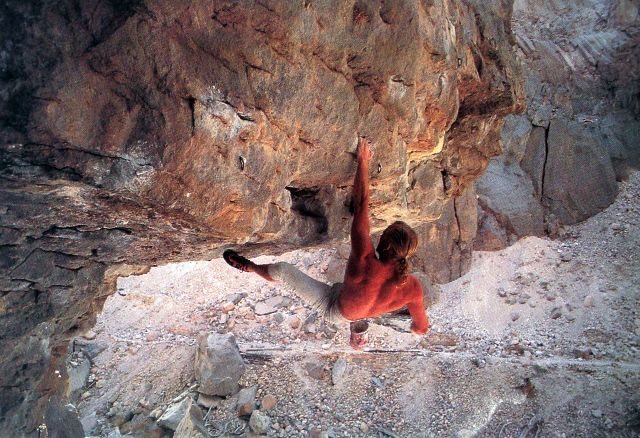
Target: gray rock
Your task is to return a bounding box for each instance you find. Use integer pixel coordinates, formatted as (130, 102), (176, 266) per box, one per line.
(584, 295), (594, 307)
(174, 400), (207, 438)
(225, 293), (247, 305)
(158, 397), (191, 431)
(413, 271), (440, 307)
(304, 360), (325, 380)
(196, 393), (222, 409)
(550, 306), (563, 319)
(236, 385), (258, 416)
(67, 356), (91, 400)
(249, 410), (271, 434)
(543, 120), (618, 224)
(254, 302), (277, 315)
(475, 159), (545, 240)
(194, 333), (245, 396)
(331, 358), (348, 386)
(501, 115), (533, 164)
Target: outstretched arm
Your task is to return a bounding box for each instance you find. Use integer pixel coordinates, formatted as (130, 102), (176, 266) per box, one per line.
(350, 137), (375, 259)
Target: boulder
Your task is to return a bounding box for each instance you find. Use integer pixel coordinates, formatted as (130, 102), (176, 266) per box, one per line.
(174, 399), (207, 438)
(475, 159), (545, 248)
(194, 333), (245, 397)
(543, 120), (618, 224)
(157, 397), (191, 431)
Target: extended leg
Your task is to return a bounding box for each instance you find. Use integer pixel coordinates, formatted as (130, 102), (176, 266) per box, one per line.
(223, 249), (274, 281)
(223, 250), (345, 323)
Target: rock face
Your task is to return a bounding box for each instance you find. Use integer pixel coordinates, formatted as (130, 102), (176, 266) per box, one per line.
(1, 0), (523, 434)
(475, 0), (639, 248)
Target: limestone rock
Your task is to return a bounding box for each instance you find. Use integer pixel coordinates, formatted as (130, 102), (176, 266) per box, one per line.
(249, 410), (271, 435)
(260, 394), (278, 411)
(194, 333), (245, 397)
(475, 159), (545, 248)
(542, 120), (618, 224)
(0, 0), (523, 433)
(236, 385), (258, 417)
(331, 358), (348, 386)
(157, 397), (191, 431)
(174, 400), (207, 438)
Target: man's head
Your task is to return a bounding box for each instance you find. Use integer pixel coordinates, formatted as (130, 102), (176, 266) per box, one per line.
(376, 221), (418, 263)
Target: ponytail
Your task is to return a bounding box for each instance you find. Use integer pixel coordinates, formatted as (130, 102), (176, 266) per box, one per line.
(396, 257), (409, 282)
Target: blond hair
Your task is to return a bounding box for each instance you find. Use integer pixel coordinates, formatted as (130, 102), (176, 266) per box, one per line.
(376, 221), (418, 280)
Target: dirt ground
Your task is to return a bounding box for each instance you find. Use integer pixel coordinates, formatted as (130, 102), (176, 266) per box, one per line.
(72, 171), (640, 437)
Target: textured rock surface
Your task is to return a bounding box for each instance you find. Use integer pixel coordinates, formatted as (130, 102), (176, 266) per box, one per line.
(1, 0), (523, 434)
(194, 333), (245, 396)
(475, 0), (639, 248)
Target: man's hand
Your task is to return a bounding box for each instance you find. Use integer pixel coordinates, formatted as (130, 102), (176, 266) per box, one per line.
(357, 137), (373, 162)
(410, 321), (430, 336)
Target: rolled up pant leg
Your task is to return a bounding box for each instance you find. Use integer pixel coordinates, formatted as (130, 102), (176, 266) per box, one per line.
(267, 262), (347, 324)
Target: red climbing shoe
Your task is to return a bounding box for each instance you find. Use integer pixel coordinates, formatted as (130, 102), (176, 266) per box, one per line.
(223, 249), (252, 272)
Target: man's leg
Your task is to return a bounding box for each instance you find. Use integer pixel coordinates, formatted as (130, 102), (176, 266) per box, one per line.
(223, 251), (346, 323)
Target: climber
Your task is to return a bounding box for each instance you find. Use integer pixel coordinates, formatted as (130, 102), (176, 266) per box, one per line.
(223, 137), (430, 336)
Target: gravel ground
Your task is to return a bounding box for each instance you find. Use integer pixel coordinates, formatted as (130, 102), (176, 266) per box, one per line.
(73, 172), (640, 437)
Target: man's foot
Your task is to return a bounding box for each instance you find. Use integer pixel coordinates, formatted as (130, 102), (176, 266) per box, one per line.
(223, 250), (253, 272)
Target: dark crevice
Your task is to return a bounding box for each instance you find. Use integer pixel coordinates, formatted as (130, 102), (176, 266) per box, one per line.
(186, 96), (196, 135)
(541, 124), (550, 202)
(285, 186), (329, 235)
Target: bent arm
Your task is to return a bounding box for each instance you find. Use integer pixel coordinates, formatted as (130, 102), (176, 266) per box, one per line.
(350, 137), (375, 259)
(406, 284), (430, 335)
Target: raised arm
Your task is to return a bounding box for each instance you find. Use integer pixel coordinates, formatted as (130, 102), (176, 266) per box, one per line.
(350, 137), (375, 259)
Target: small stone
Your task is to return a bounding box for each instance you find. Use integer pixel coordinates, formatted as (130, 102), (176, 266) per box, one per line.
(592, 409), (603, 418)
(226, 293), (246, 304)
(550, 307), (562, 319)
(139, 398), (150, 409)
(371, 377), (384, 388)
(149, 408), (163, 419)
(146, 332), (159, 342)
(237, 385), (258, 416)
(360, 423), (369, 433)
(249, 410), (271, 434)
(331, 357), (347, 385)
(560, 253), (572, 262)
(510, 312), (520, 321)
(197, 393), (222, 409)
(497, 288), (507, 297)
(265, 295), (286, 308)
(584, 295), (594, 308)
(83, 330), (97, 340)
(273, 312), (284, 323)
(304, 361), (325, 380)
(288, 316), (301, 329)
(261, 394), (277, 411)
(222, 302), (235, 312)
(255, 302), (277, 316)
(81, 391), (91, 400)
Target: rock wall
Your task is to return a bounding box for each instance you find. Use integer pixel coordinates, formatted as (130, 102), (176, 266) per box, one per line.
(0, 0), (522, 434)
(474, 0), (640, 249)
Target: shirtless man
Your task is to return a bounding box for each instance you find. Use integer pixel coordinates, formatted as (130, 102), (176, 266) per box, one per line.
(223, 137), (430, 335)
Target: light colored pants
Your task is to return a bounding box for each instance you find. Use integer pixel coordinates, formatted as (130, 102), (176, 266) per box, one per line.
(267, 262), (348, 324)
